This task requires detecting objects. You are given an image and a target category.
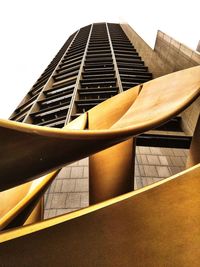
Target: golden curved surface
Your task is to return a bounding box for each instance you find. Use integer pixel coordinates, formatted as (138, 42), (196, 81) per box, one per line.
(0, 66), (200, 264)
(0, 66), (200, 231)
(0, 172), (58, 230)
(0, 66), (200, 191)
(0, 164), (199, 266)
(0, 114), (88, 230)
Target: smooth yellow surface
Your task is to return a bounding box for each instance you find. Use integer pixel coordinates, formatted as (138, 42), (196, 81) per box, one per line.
(0, 164), (199, 266)
(89, 138), (135, 203)
(0, 113), (88, 230)
(0, 66), (200, 231)
(0, 171), (58, 230)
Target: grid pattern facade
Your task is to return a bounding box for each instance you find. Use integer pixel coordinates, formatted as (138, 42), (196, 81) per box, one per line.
(9, 22), (190, 219)
(10, 23), (152, 128)
(10, 22), (189, 148)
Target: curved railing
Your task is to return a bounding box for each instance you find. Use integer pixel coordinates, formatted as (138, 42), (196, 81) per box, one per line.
(0, 66), (200, 265)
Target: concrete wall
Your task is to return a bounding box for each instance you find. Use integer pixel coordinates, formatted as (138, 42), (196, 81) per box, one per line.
(153, 32), (200, 135)
(121, 24), (200, 135)
(197, 41), (200, 53)
(154, 31), (200, 74)
(120, 24), (166, 78)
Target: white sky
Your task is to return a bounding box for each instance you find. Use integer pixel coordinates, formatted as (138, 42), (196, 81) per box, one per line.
(0, 0), (199, 119)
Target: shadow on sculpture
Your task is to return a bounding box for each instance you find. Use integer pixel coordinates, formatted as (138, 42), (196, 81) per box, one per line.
(0, 66), (200, 266)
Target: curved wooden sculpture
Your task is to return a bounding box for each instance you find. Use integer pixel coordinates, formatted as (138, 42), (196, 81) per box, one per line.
(0, 67), (200, 265)
(0, 66), (199, 229)
(0, 67), (199, 191)
(0, 164), (200, 266)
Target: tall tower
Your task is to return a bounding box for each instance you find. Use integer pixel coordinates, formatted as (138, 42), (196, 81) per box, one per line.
(10, 23), (153, 130)
(9, 22), (190, 148)
(9, 22), (198, 218)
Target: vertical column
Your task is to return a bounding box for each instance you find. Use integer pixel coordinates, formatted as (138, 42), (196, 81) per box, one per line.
(89, 139), (136, 204)
(88, 86), (139, 204)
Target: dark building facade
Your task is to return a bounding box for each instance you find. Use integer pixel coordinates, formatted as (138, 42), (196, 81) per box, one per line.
(10, 23), (151, 125)
(10, 22), (191, 149)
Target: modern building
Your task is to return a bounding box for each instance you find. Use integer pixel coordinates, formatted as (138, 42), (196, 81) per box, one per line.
(9, 22), (200, 218)
(10, 23), (153, 129)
